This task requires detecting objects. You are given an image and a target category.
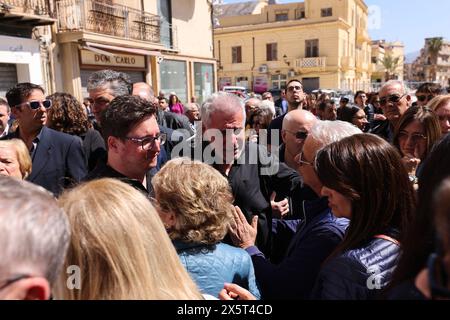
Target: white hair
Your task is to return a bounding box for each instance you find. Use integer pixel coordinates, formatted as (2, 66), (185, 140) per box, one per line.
(0, 176), (70, 285)
(310, 120), (362, 148)
(259, 100), (275, 118)
(201, 92), (246, 127)
(381, 80), (407, 95)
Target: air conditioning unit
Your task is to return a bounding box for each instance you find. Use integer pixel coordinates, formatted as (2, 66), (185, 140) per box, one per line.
(258, 64), (268, 73)
(288, 70), (296, 77)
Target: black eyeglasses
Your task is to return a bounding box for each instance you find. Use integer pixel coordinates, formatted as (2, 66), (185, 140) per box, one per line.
(287, 85), (303, 92)
(416, 94), (435, 102)
(379, 94), (406, 106)
(285, 130), (308, 140)
(123, 133), (167, 150)
(16, 99), (52, 110)
(0, 274), (31, 291)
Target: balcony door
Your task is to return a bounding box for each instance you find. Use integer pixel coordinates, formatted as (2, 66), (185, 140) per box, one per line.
(158, 0), (172, 48)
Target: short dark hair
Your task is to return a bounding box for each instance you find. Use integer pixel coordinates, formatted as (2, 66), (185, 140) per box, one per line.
(101, 95), (157, 143)
(286, 79), (302, 88)
(416, 82), (442, 95)
(338, 105), (360, 124)
(6, 83), (45, 107)
(318, 100), (333, 112)
(354, 90), (366, 100)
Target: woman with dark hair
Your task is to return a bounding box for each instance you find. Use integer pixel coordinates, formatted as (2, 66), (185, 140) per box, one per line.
(387, 133), (450, 298)
(393, 106), (441, 186)
(312, 134), (415, 299)
(169, 93), (184, 114)
(338, 105), (369, 131)
(47, 92), (106, 171)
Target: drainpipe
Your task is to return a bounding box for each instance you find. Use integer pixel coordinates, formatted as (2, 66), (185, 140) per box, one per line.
(251, 37), (255, 92)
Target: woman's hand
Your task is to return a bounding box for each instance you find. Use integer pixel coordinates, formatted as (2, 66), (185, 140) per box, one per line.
(228, 206), (258, 249)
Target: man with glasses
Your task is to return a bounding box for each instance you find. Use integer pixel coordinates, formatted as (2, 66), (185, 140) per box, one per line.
(229, 120), (359, 299)
(268, 79), (306, 149)
(371, 80), (412, 142)
(0, 176), (70, 300)
(415, 82), (442, 107)
(85, 95), (164, 194)
(1, 83), (86, 195)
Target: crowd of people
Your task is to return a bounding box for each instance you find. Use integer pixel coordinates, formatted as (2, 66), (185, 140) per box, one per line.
(0, 69), (449, 300)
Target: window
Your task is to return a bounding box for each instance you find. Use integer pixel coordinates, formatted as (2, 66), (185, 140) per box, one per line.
(371, 57), (378, 64)
(295, 9), (305, 19)
(275, 13), (288, 21)
(232, 46), (242, 64)
(321, 8), (332, 17)
(271, 74), (287, 90)
(266, 43), (278, 61)
(305, 39), (319, 58)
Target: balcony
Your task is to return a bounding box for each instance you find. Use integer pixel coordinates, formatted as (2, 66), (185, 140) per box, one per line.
(56, 0), (177, 49)
(294, 57), (326, 72)
(0, 0), (55, 26)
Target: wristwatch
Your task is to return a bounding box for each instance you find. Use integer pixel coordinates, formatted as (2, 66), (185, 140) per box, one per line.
(409, 174), (418, 184)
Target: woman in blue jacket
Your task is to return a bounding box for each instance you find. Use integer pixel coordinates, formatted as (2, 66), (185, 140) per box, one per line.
(152, 158), (260, 299)
(312, 134), (415, 300)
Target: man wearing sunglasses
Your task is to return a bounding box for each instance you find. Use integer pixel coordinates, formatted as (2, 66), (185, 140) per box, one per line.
(415, 82), (442, 107)
(2, 83), (86, 195)
(371, 80), (411, 142)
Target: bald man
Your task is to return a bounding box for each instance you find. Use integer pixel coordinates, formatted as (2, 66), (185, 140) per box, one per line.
(281, 110), (317, 171)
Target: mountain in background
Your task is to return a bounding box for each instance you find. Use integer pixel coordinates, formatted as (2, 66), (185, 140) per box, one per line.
(405, 50), (421, 64)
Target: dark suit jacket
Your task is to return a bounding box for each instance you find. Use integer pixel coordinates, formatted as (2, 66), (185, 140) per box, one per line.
(2, 126), (87, 195)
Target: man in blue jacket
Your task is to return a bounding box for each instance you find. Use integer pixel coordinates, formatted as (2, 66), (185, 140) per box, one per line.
(229, 120), (361, 299)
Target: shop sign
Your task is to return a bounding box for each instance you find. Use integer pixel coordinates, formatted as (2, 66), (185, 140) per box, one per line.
(80, 50), (145, 68)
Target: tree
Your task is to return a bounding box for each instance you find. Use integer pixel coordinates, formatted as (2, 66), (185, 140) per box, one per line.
(380, 53), (400, 81)
(426, 37), (443, 82)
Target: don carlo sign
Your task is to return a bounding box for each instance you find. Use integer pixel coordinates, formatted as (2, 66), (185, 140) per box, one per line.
(81, 50), (145, 68)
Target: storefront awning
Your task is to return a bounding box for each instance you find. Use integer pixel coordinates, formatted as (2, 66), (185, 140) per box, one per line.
(84, 42), (162, 56)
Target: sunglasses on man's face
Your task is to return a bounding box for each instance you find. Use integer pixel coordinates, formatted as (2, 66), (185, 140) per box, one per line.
(379, 94), (405, 106)
(416, 94), (434, 102)
(16, 99), (52, 110)
(285, 130), (308, 140)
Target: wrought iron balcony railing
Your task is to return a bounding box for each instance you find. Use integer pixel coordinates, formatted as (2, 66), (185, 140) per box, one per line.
(56, 0), (177, 49)
(295, 57), (327, 69)
(0, 0), (53, 16)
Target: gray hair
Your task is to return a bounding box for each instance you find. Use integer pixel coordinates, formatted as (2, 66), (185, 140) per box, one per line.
(381, 80), (407, 95)
(0, 97), (10, 112)
(0, 176), (70, 285)
(87, 69), (131, 97)
(259, 100), (275, 118)
(184, 102), (199, 113)
(201, 92), (245, 128)
(310, 120), (362, 149)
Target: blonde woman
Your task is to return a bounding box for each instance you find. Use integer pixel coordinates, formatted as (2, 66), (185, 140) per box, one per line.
(55, 178), (203, 300)
(428, 94), (450, 135)
(152, 158), (260, 298)
(0, 139), (32, 179)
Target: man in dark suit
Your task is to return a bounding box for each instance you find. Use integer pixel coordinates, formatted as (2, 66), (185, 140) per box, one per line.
(2, 83), (87, 195)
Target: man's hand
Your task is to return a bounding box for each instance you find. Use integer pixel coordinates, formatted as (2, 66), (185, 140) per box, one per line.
(270, 192), (289, 218)
(228, 206), (258, 249)
(219, 283), (257, 300)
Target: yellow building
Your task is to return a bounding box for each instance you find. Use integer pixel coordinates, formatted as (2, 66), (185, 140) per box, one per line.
(371, 40), (404, 83)
(54, 0), (217, 104)
(214, 0), (372, 93)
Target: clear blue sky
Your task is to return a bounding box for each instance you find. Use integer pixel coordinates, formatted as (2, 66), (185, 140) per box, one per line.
(221, 0), (450, 55)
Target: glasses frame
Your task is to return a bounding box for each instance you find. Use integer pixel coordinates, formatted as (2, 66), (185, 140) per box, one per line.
(297, 151), (314, 167)
(16, 99), (52, 110)
(379, 94), (406, 106)
(123, 133), (167, 150)
(416, 94), (435, 102)
(284, 129), (308, 140)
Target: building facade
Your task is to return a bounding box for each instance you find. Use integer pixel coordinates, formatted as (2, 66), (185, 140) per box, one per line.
(409, 38), (450, 89)
(54, 0), (216, 104)
(214, 0), (372, 93)
(0, 0), (55, 97)
(371, 40), (405, 83)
